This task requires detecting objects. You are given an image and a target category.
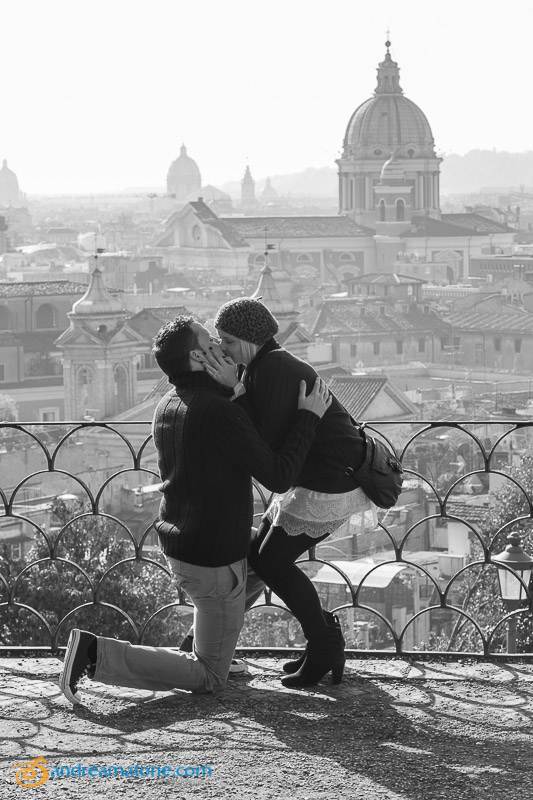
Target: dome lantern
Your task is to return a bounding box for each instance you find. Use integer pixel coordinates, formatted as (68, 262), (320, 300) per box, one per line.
(375, 42), (403, 95)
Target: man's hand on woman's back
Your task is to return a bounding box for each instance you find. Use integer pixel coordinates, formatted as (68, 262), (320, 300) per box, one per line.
(297, 378), (332, 419)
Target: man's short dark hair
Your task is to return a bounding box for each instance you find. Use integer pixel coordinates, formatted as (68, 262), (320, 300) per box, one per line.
(152, 316), (199, 384)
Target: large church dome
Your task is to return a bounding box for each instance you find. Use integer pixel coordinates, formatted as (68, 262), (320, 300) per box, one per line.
(337, 42), (442, 226)
(0, 159), (21, 207)
(342, 43), (436, 161)
(167, 144), (201, 200)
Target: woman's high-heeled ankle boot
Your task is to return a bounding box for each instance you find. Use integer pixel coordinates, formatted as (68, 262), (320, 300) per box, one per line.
(282, 610), (343, 674)
(281, 626), (345, 688)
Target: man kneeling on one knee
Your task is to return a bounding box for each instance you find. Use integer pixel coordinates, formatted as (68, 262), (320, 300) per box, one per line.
(60, 315), (331, 703)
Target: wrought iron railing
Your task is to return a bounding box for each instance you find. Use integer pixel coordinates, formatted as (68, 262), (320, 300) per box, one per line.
(1, 419), (533, 658)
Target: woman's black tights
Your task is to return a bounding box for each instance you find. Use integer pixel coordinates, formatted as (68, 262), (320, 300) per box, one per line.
(248, 518), (329, 641)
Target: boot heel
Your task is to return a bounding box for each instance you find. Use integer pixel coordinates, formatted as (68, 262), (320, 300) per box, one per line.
(331, 662), (345, 684)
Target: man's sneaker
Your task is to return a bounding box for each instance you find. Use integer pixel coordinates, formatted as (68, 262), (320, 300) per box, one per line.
(229, 658), (248, 675)
(59, 629), (97, 704)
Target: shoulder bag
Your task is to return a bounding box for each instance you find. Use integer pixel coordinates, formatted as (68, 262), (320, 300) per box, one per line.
(343, 419), (404, 510)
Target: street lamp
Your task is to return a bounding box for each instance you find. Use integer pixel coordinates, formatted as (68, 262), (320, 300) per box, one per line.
(492, 532), (533, 653)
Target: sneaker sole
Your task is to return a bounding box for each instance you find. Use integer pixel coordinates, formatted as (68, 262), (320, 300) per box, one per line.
(59, 628), (83, 705)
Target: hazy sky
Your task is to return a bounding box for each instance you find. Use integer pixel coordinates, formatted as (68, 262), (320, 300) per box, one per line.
(1, 0), (531, 194)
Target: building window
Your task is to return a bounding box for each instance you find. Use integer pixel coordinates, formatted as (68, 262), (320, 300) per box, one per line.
(515, 338), (522, 354)
(453, 336), (461, 350)
(340, 252), (355, 262)
(441, 336), (449, 350)
(494, 337), (501, 353)
(40, 408), (59, 422)
(114, 364), (129, 414)
(418, 338), (425, 352)
(7, 542), (22, 561)
(373, 341), (380, 356)
(396, 340), (403, 355)
(379, 200), (386, 222)
(0, 305), (12, 330)
(35, 303), (57, 329)
(396, 199), (405, 221)
(0, 364), (5, 381)
(350, 343), (357, 357)
(296, 253), (313, 263)
(137, 353), (157, 370)
(475, 343), (484, 365)
(79, 367), (93, 385)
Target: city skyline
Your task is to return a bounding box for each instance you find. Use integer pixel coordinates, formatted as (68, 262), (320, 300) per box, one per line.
(1, 0), (532, 194)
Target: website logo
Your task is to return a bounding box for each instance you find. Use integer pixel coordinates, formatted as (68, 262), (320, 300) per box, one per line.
(13, 757), (49, 788)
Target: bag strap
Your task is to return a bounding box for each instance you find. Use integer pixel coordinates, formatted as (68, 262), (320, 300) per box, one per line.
(333, 395), (367, 438)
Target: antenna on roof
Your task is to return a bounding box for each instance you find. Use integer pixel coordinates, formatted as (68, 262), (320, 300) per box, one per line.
(263, 225), (275, 267)
(93, 231), (105, 273)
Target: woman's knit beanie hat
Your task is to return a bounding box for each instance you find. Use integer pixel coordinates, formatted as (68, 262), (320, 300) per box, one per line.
(214, 297), (279, 346)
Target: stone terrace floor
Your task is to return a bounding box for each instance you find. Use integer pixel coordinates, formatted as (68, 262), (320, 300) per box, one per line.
(1, 655), (533, 800)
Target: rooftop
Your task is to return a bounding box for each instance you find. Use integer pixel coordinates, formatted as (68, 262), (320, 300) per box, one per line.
(328, 374), (389, 419)
(402, 214), (516, 238)
(344, 273), (426, 286)
(311, 297), (451, 337)
(448, 308), (533, 334)
(0, 280), (88, 298)
(444, 213), (516, 234)
(220, 215), (375, 239)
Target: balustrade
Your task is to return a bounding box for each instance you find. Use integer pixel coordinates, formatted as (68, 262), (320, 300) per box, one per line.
(1, 419), (532, 657)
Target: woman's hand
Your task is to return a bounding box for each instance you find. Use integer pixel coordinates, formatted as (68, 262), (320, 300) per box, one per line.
(297, 378), (332, 418)
(198, 347), (240, 388)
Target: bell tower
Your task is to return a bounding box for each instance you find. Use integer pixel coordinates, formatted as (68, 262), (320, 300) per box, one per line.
(241, 165), (257, 212)
(55, 268), (145, 419)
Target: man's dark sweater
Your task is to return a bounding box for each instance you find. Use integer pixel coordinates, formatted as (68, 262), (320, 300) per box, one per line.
(152, 371), (320, 567)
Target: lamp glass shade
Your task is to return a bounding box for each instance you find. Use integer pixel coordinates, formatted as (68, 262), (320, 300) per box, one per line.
(493, 533), (533, 603)
(496, 565), (529, 602)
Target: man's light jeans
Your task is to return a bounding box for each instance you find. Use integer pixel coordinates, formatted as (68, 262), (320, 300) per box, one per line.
(93, 557), (247, 694)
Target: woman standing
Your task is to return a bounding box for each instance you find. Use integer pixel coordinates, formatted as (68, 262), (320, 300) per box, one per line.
(201, 297), (375, 688)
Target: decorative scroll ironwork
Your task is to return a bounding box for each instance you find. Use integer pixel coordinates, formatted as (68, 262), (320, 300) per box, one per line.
(1, 419), (533, 657)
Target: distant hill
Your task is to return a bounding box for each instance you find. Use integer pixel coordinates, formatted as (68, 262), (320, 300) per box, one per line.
(439, 150), (533, 195)
(219, 151), (533, 200)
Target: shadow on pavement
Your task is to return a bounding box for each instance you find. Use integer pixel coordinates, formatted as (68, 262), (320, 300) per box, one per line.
(1, 657), (533, 799)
